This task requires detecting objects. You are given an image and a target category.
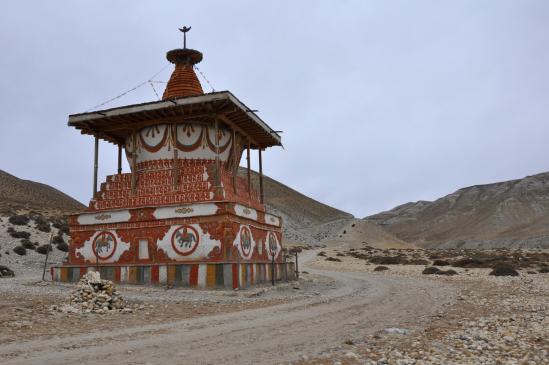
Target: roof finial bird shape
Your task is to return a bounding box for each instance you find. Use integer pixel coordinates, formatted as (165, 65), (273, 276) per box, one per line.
(178, 26), (192, 49)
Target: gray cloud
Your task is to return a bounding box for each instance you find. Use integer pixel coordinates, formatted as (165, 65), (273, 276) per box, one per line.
(1, 0), (548, 217)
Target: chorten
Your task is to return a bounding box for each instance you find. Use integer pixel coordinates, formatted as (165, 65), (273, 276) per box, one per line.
(52, 28), (293, 288)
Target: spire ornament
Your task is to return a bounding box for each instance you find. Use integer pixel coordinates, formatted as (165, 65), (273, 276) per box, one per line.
(178, 26), (192, 49)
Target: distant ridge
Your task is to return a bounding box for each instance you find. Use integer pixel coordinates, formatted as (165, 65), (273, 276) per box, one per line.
(366, 172), (549, 249)
(0, 170), (85, 215)
(238, 168), (354, 244)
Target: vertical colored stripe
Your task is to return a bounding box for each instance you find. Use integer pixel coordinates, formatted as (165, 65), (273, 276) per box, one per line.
(143, 266), (151, 284)
(129, 266), (137, 284)
(181, 265), (190, 286)
(190, 264), (199, 287)
(120, 267), (128, 283)
(223, 264), (232, 289)
(159, 266), (167, 285)
(151, 266), (159, 284)
(60, 268), (68, 282)
(101, 267), (115, 281)
(115, 267), (121, 282)
(198, 264), (207, 288)
(215, 264), (224, 287)
(206, 265), (216, 288)
(232, 263), (239, 289)
(250, 264), (254, 285)
(175, 265), (183, 284)
(167, 265), (176, 285)
(71, 268), (80, 282)
(240, 264), (246, 288)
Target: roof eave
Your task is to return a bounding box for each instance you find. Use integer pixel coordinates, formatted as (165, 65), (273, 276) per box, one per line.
(68, 91), (282, 147)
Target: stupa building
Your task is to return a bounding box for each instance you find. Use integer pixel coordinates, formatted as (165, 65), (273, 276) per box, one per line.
(52, 29), (294, 288)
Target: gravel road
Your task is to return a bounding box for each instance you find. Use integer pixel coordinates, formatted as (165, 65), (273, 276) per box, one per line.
(0, 251), (454, 365)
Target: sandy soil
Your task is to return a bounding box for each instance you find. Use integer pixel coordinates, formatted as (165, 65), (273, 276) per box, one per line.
(0, 250), (455, 365)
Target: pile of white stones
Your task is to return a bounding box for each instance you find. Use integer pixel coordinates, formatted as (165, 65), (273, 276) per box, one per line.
(53, 271), (130, 314)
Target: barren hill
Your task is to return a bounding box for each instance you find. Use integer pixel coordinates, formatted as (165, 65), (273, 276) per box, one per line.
(366, 172), (549, 248)
(0, 170), (85, 215)
(238, 168), (354, 244)
(323, 218), (412, 249)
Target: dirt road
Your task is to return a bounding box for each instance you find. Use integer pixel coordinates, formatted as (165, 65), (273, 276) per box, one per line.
(0, 252), (454, 365)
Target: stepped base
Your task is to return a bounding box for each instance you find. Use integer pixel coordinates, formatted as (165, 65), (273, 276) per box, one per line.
(51, 262), (296, 289)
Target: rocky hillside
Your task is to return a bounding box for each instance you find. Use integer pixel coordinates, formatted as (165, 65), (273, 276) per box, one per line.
(238, 168), (354, 244)
(366, 172), (549, 249)
(0, 170), (85, 215)
(324, 218), (412, 249)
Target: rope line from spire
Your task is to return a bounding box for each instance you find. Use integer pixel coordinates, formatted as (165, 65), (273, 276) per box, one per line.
(194, 65), (215, 92)
(84, 64), (171, 112)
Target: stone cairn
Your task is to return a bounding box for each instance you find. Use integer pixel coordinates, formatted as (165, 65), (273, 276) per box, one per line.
(54, 271), (130, 314)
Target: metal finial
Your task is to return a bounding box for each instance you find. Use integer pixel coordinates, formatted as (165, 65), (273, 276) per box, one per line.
(178, 26), (192, 49)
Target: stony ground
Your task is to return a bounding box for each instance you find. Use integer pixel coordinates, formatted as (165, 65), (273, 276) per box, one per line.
(0, 267), (334, 346)
(304, 245), (549, 365)
(0, 214), (68, 278)
(0, 242), (547, 364)
(0, 251), (452, 365)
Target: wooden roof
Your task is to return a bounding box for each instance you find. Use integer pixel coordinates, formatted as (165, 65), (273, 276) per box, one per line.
(68, 91), (282, 148)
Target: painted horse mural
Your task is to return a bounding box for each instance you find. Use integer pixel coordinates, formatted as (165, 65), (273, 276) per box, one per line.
(268, 232), (277, 256)
(175, 227), (197, 249)
(240, 227), (252, 256)
(95, 233), (113, 254)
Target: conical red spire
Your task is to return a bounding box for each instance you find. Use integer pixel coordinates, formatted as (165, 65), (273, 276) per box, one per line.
(162, 28), (204, 99)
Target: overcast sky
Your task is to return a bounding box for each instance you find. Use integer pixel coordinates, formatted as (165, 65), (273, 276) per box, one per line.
(1, 1), (548, 217)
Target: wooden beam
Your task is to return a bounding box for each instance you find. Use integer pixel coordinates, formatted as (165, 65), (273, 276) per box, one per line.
(96, 112), (217, 132)
(217, 114), (260, 148)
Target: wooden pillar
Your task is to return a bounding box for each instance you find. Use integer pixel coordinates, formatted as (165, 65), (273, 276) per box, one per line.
(172, 124), (179, 190)
(117, 144), (122, 175)
(93, 137), (99, 196)
(131, 131), (137, 194)
(173, 149), (179, 190)
(214, 119), (221, 187)
(259, 148), (264, 204)
(246, 141), (251, 198)
(295, 251), (299, 280)
(232, 129), (237, 194)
